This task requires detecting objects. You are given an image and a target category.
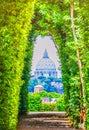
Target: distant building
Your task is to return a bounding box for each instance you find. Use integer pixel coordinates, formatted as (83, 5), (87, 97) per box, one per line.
(34, 85), (44, 93)
(42, 97), (50, 103)
(51, 98), (57, 103)
(34, 49), (58, 78)
(29, 48), (64, 94)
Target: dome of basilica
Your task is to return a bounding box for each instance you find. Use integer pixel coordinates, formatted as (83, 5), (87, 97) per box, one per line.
(36, 57), (56, 70)
(34, 49), (57, 78)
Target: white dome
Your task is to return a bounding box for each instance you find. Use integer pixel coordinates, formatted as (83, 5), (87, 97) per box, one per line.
(34, 49), (57, 78)
(36, 58), (56, 70)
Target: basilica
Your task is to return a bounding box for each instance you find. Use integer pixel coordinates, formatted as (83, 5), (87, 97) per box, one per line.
(29, 49), (63, 94)
(34, 49), (58, 78)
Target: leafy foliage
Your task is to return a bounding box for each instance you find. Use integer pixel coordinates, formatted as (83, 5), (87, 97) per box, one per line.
(39, 91), (61, 98)
(28, 91), (65, 111)
(31, 0), (89, 128)
(79, 1), (89, 129)
(28, 93), (42, 111)
(42, 103), (56, 111)
(0, 0), (89, 129)
(31, 0), (81, 127)
(0, 1), (35, 130)
(56, 94), (66, 111)
(19, 31), (34, 114)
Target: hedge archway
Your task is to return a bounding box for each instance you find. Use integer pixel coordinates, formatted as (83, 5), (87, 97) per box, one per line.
(0, 0), (89, 130)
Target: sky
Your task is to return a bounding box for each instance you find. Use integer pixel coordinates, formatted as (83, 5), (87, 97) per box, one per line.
(31, 36), (62, 77)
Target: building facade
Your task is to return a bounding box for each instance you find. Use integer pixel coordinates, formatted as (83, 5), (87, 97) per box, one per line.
(34, 85), (44, 93)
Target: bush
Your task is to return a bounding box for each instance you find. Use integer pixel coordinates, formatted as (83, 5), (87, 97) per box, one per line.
(28, 93), (42, 111)
(28, 92), (65, 112)
(39, 91), (60, 98)
(56, 94), (65, 111)
(42, 103), (56, 111)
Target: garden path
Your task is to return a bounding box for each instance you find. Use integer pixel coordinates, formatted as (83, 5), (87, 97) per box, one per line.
(17, 112), (80, 130)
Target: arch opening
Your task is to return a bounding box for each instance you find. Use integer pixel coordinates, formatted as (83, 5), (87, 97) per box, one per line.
(28, 35), (64, 112)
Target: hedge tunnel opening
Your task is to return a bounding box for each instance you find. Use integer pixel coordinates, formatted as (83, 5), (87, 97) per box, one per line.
(0, 0), (89, 130)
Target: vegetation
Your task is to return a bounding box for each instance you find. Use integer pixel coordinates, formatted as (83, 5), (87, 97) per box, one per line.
(42, 103), (56, 111)
(0, 1), (35, 130)
(56, 94), (66, 111)
(28, 93), (42, 111)
(31, 0), (89, 128)
(28, 91), (65, 111)
(19, 31), (34, 114)
(29, 76), (63, 93)
(0, 0), (89, 130)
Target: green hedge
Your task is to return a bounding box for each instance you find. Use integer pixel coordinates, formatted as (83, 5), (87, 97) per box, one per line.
(28, 92), (65, 112)
(42, 103), (56, 111)
(19, 31), (34, 114)
(28, 93), (42, 111)
(0, 1), (35, 130)
(32, 1), (83, 128)
(79, 1), (89, 129)
(56, 94), (65, 111)
(1, 0), (89, 129)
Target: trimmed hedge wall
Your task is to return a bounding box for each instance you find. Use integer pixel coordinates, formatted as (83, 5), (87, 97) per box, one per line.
(28, 93), (42, 111)
(20, 31), (34, 114)
(0, 1), (35, 130)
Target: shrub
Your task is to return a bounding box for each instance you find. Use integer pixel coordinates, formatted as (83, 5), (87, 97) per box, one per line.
(42, 103), (56, 111)
(28, 92), (65, 112)
(56, 94), (65, 111)
(28, 93), (42, 111)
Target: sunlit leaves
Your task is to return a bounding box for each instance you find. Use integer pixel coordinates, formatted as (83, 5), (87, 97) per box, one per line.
(0, 0), (35, 130)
